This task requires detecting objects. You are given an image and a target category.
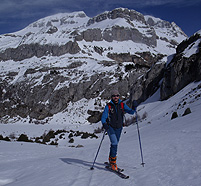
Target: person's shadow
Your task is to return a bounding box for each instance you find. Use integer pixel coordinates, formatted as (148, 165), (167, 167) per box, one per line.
(60, 158), (106, 171)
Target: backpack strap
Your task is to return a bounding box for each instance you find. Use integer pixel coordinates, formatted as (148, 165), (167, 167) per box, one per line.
(107, 103), (112, 113)
(120, 102), (124, 113)
(120, 102), (125, 127)
(106, 103), (112, 124)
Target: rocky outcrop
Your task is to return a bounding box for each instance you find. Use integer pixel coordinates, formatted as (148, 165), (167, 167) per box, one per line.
(107, 52), (165, 67)
(129, 62), (166, 103)
(0, 41), (80, 61)
(161, 33), (201, 100)
(87, 110), (102, 123)
(103, 26), (156, 46)
(85, 8), (156, 46)
(87, 8), (146, 26)
(74, 26), (156, 46)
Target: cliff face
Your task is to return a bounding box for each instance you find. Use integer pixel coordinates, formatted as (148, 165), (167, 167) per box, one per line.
(161, 32), (201, 100)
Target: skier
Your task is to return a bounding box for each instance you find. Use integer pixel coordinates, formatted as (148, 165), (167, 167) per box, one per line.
(101, 89), (136, 171)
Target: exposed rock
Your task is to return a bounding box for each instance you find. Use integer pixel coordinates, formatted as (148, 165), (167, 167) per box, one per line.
(0, 63), (145, 120)
(176, 33), (200, 53)
(130, 62), (166, 103)
(46, 26), (58, 34)
(83, 28), (103, 42)
(103, 26), (156, 46)
(107, 52), (165, 67)
(75, 25), (156, 46)
(182, 108), (191, 116)
(171, 112), (178, 120)
(0, 41), (80, 61)
(161, 33), (201, 100)
(87, 110), (102, 123)
(94, 46), (104, 55)
(87, 8), (146, 26)
(0, 8), (185, 62)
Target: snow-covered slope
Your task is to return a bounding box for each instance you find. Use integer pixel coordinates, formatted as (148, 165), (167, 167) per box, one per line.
(0, 81), (200, 186)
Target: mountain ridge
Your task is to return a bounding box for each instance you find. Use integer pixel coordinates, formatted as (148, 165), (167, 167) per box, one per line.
(0, 8), (186, 53)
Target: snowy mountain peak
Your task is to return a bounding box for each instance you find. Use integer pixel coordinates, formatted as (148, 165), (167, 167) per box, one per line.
(0, 8), (187, 53)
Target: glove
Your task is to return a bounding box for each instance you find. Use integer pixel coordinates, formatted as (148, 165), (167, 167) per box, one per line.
(132, 100), (138, 111)
(103, 123), (109, 130)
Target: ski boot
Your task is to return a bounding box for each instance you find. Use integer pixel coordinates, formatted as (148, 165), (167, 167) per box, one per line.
(109, 156), (118, 171)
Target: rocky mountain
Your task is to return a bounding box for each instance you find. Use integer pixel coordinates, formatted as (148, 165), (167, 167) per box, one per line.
(0, 8), (190, 124)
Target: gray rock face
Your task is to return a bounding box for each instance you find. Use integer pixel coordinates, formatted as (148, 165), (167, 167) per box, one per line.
(0, 41), (80, 61)
(87, 8), (146, 26)
(161, 33), (201, 100)
(74, 26), (156, 47)
(129, 62), (166, 103)
(107, 52), (164, 66)
(0, 64), (143, 120)
(103, 26), (156, 46)
(85, 8), (156, 46)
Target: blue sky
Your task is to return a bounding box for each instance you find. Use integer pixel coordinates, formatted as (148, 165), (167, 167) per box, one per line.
(0, 0), (200, 37)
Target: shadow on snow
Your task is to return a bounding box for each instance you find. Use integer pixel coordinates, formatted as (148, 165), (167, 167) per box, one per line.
(60, 158), (106, 171)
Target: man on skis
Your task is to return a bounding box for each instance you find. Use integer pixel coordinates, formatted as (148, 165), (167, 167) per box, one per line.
(101, 89), (136, 171)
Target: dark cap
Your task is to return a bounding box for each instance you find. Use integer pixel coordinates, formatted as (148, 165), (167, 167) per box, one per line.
(111, 89), (120, 96)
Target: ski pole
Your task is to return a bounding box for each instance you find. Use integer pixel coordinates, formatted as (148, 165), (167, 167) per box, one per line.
(135, 111), (145, 167)
(90, 130), (106, 170)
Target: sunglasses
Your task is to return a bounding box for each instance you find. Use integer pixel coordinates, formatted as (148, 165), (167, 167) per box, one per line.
(112, 95), (119, 98)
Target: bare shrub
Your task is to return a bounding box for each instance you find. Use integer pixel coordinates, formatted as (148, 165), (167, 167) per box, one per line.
(9, 133), (16, 139)
(141, 112), (148, 120)
(69, 138), (74, 143)
(124, 113), (143, 127)
(94, 127), (104, 134)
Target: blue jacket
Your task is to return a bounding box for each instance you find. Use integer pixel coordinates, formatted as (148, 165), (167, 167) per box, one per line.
(101, 99), (135, 128)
